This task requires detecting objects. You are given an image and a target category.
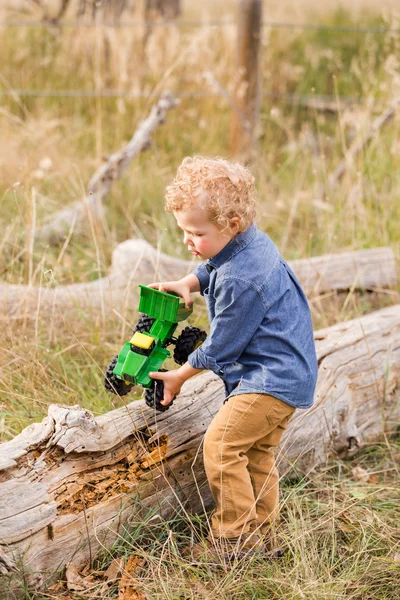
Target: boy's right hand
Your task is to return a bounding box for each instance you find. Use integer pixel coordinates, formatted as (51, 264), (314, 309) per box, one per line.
(148, 280), (192, 309)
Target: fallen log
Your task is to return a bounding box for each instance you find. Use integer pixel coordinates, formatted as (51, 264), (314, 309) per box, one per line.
(0, 238), (193, 319)
(0, 244), (396, 318)
(0, 303), (400, 597)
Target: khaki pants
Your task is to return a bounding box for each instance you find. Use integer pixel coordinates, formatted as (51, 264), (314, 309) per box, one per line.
(203, 393), (295, 538)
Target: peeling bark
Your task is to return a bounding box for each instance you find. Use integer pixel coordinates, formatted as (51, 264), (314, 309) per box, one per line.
(0, 303), (400, 597)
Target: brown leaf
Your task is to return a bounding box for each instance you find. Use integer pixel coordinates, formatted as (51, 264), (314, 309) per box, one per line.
(46, 579), (74, 599)
(367, 473), (379, 484)
(80, 564), (91, 576)
(105, 557), (125, 582)
(65, 563), (93, 592)
(118, 555), (146, 600)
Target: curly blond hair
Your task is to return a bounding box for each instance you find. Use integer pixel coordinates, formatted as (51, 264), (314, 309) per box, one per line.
(165, 156), (257, 232)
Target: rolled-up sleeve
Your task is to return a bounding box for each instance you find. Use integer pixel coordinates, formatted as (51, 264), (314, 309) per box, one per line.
(188, 277), (267, 376)
(191, 263), (210, 296)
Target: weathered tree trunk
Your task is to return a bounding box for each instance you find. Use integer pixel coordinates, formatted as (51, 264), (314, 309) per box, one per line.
(0, 245), (396, 319)
(1, 303), (400, 597)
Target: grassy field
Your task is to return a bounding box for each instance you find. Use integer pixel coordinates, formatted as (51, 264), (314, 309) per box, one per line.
(0, 2), (399, 598)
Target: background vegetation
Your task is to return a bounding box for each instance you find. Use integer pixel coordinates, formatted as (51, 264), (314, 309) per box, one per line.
(0, 1), (399, 598)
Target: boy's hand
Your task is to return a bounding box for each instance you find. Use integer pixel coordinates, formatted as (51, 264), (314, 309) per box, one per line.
(149, 370), (184, 406)
(148, 280), (192, 309)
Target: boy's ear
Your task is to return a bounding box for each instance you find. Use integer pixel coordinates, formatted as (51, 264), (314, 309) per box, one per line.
(230, 217), (241, 234)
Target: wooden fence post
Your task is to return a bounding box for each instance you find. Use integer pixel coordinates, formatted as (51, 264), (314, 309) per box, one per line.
(230, 0), (263, 157)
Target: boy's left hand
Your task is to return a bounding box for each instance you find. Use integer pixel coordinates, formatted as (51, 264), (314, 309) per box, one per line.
(149, 370), (184, 406)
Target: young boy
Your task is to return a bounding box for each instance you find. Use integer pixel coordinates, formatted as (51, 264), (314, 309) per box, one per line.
(149, 156), (318, 558)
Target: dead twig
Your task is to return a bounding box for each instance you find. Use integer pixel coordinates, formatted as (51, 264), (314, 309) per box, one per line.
(38, 91), (179, 244)
(202, 71), (250, 132)
(328, 96), (400, 190)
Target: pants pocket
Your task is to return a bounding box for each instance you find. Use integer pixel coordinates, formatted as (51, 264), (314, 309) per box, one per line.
(265, 396), (295, 428)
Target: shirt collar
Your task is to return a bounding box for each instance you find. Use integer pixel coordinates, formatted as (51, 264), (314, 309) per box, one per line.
(206, 223), (257, 272)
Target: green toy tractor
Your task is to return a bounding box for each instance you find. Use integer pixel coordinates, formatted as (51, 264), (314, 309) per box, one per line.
(104, 285), (207, 412)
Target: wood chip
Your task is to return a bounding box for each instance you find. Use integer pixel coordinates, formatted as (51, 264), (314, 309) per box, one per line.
(140, 444), (167, 469)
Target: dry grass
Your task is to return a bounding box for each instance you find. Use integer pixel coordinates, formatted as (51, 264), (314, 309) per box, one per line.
(22, 437), (399, 600)
(0, 2), (400, 598)
(1, 0), (399, 456)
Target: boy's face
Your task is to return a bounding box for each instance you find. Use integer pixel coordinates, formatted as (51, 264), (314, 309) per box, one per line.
(174, 205), (239, 260)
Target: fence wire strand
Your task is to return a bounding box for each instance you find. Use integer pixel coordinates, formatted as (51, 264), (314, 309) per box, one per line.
(0, 88), (372, 107)
(0, 19), (399, 34)
(0, 16), (396, 108)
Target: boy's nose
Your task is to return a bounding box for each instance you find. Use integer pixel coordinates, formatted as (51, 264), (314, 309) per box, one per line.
(183, 233), (192, 245)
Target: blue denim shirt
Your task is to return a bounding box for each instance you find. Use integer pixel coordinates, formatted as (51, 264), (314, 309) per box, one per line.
(188, 223), (318, 409)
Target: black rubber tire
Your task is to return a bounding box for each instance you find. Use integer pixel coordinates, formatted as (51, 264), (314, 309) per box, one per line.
(145, 369), (175, 413)
(173, 326), (207, 365)
(134, 314), (155, 333)
(104, 355), (134, 396)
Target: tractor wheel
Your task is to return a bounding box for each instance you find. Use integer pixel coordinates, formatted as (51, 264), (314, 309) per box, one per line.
(134, 314), (155, 333)
(104, 355), (133, 396)
(145, 369), (175, 413)
(173, 326), (207, 365)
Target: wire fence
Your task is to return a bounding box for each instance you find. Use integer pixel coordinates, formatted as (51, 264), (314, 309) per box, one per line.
(0, 88), (371, 108)
(0, 19), (399, 34)
(0, 17), (396, 108)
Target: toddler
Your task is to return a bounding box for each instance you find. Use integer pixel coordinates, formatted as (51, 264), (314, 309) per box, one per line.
(149, 156), (318, 558)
